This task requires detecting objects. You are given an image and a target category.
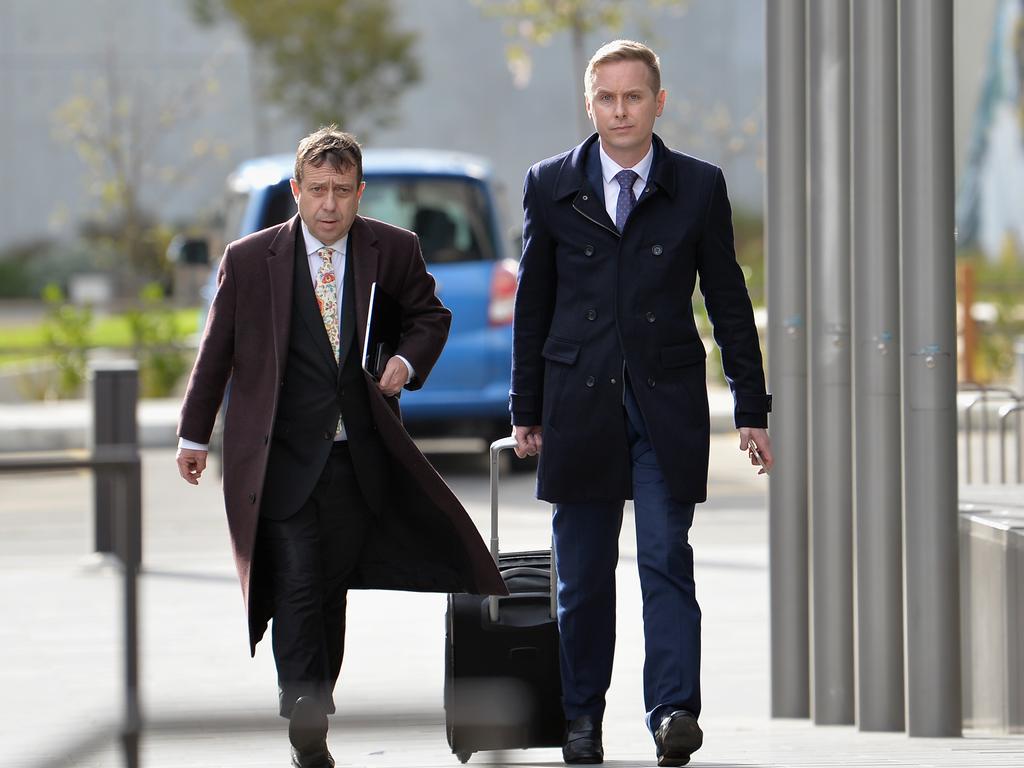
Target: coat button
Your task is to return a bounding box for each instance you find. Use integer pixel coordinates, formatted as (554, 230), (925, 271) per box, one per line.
(585, 309), (597, 321)
(248, 492), (256, 504)
(584, 245), (594, 256)
(323, 430), (332, 439)
(585, 376), (596, 388)
(652, 244), (664, 256)
(582, 194), (589, 201)
(647, 377), (656, 388)
(646, 311), (656, 323)
(610, 377), (617, 384)
(263, 434), (268, 445)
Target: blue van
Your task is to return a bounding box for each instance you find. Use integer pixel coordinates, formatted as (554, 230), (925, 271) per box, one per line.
(204, 150), (519, 445)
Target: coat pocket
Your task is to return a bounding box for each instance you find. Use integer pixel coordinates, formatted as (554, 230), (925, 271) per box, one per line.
(541, 336), (582, 365)
(660, 339), (707, 368)
(540, 336), (581, 432)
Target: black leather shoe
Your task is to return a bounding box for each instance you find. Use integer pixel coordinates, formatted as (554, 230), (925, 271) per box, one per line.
(654, 710), (703, 767)
(289, 696), (334, 767)
(290, 745), (334, 768)
(562, 714), (604, 764)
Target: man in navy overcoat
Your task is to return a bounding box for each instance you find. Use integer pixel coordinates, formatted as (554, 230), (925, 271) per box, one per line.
(511, 40), (774, 767)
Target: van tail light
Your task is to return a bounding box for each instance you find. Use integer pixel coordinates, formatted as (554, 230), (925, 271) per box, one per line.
(488, 258), (519, 326)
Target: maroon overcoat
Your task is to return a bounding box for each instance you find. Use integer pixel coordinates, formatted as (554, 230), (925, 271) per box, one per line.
(178, 214), (506, 653)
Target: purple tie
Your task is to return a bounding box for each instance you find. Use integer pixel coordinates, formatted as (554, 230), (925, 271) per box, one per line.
(614, 169), (639, 232)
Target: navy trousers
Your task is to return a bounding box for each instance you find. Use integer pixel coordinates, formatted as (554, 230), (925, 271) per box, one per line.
(552, 380), (700, 734)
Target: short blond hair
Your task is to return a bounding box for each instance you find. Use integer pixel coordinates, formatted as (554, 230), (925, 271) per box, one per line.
(584, 39), (662, 98)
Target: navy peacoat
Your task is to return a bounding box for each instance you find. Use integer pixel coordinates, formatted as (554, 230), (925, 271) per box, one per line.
(510, 133), (771, 504)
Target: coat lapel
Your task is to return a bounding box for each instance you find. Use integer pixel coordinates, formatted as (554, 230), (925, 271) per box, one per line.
(266, 216), (299, 382)
(556, 133), (619, 236)
(644, 134), (677, 201)
(346, 216), (379, 373)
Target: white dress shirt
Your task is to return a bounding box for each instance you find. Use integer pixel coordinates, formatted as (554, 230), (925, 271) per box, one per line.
(178, 222), (413, 451)
(598, 142), (654, 225)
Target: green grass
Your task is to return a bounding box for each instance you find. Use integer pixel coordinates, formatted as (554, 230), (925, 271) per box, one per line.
(0, 307), (200, 365)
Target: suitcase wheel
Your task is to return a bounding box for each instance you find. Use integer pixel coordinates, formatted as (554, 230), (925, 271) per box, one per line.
(456, 751), (473, 764)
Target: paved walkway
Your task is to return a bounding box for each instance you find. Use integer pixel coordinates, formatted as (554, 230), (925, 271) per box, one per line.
(1, 440), (1021, 767)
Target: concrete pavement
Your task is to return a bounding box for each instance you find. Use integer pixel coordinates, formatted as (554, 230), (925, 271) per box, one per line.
(1, 439), (1022, 767)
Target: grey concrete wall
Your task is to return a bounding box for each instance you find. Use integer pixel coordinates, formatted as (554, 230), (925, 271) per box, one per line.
(0, 0), (768, 254)
(0, 0), (995, 255)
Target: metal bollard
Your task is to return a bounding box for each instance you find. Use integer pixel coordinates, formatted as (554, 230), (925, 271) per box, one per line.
(90, 362), (139, 558)
(117, 456), (143, 768)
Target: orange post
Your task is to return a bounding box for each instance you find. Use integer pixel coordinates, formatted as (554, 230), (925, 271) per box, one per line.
(958, 261), (977, 383)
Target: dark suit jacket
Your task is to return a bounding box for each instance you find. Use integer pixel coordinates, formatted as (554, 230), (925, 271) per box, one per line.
(179, 214), (506, 652)
(511, 133), (771, 504)
(259, 223), (389, 521)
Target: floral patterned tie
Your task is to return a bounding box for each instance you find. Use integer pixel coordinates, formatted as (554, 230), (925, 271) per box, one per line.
(314, 247), (343, 435)
(315, 247), (340, 363)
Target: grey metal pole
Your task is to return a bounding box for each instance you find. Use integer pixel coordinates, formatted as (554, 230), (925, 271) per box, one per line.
(899, 0), (962, 737)
(765, 0), (810, 720)
(851, 0), (905, 732)
(90, 361), (139, 556)
(807, 0), (854, 726)
(118, 456), (142, 768)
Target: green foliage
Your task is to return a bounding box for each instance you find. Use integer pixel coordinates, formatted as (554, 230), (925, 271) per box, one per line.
(958, 244), (1024, 383)
(124, 283), (191, 397)
(51, 50), (228, 285)
(690, 208), (765, 387)
(0, 308), (199, 363)
(479, 0), (630, 45)
(732, 208), (765, 306)
(476, 0), (689, 91)
(40, 283), (94, 398)
(191, 0), (420, 134)
(0, 252), (34, 298)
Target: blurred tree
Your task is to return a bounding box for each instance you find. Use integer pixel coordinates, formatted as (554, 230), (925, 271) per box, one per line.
(475, 0), (689, 135)
(190, 0), (420, 135)
(52, 52), (228, 287)
(40, 283), (93, 399)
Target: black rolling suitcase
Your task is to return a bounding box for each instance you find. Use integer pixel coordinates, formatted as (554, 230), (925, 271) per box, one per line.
(444, 437), (564, 764)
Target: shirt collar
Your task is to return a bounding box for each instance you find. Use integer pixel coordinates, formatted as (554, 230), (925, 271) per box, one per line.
(300, 219), (348, 257)
(599, 142), (654, 186)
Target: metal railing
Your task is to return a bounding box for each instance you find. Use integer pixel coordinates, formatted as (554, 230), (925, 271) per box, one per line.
(0, 363), (143, 768)
(958, 383), (1023, 485)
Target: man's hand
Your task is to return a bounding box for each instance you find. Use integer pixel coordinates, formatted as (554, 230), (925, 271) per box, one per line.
(513, 425), (543, 458)
(176, 448), (208, 485)
(739, 427), (773, 475)
(377, 356), (408, 397)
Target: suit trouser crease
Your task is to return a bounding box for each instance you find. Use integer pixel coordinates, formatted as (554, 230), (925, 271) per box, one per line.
(552, 380), (701, 733)
(257, 446), (372, 717)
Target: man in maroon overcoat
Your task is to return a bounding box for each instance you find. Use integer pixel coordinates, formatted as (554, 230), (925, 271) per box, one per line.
(175, 126), (504, 768)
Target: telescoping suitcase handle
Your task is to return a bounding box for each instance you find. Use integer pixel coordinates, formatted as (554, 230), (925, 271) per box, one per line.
(489, 437), (557, 623)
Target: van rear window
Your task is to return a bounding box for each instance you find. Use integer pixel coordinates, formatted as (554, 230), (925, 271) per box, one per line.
(258, 176), (495, 264)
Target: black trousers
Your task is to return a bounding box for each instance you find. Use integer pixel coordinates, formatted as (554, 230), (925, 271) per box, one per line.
(256, 442), (373, 718)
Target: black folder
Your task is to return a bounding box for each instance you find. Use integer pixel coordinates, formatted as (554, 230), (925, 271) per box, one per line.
(362, 282), (402, 380)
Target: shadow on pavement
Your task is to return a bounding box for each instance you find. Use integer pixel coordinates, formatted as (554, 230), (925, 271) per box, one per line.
(26, 707), (445, 768)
